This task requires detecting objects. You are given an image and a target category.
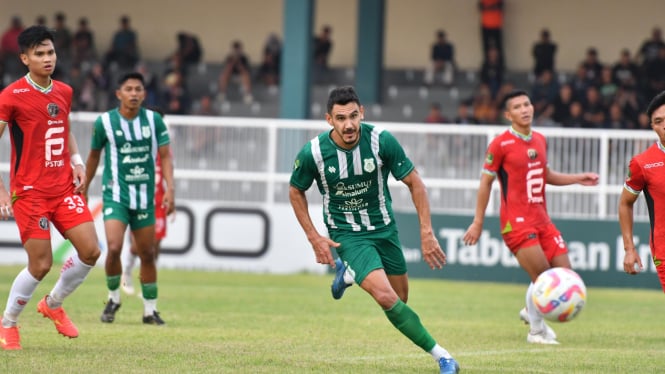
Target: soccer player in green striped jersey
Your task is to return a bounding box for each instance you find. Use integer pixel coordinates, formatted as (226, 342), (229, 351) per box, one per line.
(84, 72), (175, 325)
(289, 86), (459, 374)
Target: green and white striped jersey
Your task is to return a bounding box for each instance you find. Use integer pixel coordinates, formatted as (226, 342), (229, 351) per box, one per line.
(91, 107), (170, 209)
(290, 123), (414, 232)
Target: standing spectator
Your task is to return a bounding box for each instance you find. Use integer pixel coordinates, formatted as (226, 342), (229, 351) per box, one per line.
(0, 16), (24, 77)
(170, 32), (202, 70)
(532, 29), (557, 78)
(635, 27), (665, 66)
(424, 102), (448, 123)
(424, 30), (455, 86)
(612, 49), (640, 90)
(644, 45), (665, 99)
(53, 12), (72, 64)
(478, 0), (504, 65)
(313, 25), (333, 70)
(479, 46), (504, 99)
(72, 17), (97, 68)
(104, 15), (139, 72)
(35, 15), (47, 27)
(218, 40), (252, 104)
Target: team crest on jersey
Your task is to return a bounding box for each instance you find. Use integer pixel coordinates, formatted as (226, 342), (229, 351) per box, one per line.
(38, 217), (49, 230)
(363, 158), (375, 173)
(46, 103), (60, 117)
(527, 149), (538, 160)
(142, 126), (152, 138)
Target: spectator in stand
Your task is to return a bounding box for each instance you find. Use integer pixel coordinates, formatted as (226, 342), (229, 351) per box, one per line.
(35, 15), (47, 27)
(581, 47), (603, 87)
(257, 33), (281, 87)
(605, 102), (630, 129)
(562, 101), (586, 128)
(0, 16), (24, 76)
(479, 46), (504, 99)
(424, 102), (448, 124)
(72, 17), (97, 68)
(472, 83), (499, 124)
(135, 61), (160, 109)
(162, 67), (190, 115)
(530, 69), (559, 118)
(424, 29), (455, 86)
(190, 95), (221, 153)
(453, 101), (478, 124)
(53, 12), (72, 64)
(532, 29), (557, 78)
(170, 32), (202, 71)
(104, 15), (139, 71)
(569, 63), (591, 102)
(478, 0), (504, 66)
(78, 62), (109, 111)
(263, 32), (282, 69)
(581, 86), (606, 128)
(218, 40), (253, 104)
(598, 66), (618, 107)
(550, 83), (574, 125)
(635, 27), (665, 67)
(313, 25), (333, 70)
(614, 85), (641, 127)
(644, 45), (665, 99)
(612, 49), (640, 90)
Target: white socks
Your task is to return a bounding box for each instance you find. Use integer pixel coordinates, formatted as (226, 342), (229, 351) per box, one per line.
(3, 268), (40, 326)
(526, 282), (545, 333)
(429, 344), (452, 361)
(49, 254), (94, 308)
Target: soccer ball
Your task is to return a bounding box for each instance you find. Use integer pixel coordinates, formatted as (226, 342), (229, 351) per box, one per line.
(532, 267), (587, 322)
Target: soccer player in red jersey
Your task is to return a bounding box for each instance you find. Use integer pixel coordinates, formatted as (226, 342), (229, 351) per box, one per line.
(462, 89), (598, 345)
(620, 90), (665, 290)
(0, 26), (101, 350)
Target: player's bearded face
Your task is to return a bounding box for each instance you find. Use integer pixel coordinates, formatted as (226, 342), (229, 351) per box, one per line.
(327, 103), (364, 149)
(21, 40), (56, 77)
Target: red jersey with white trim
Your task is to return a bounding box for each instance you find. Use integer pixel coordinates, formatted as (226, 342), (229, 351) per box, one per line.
(0, 75), (74, 198)
(624, 142), (665, 243)
(482, 128), (551, 234)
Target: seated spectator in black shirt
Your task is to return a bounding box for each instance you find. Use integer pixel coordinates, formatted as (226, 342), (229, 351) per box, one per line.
(218, 40), (253, 103)
(581, 86), (606, 128)
(551, 83), (574, 124)
(612, 49), (639, 89)
(581, 47), (603, 86)
(562, 101), (586, 128)
(313, 25), (332, 69)
(424, 29), (455, 85)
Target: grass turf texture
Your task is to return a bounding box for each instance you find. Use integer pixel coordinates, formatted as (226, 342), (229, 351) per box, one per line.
(0, 265), (661, 373)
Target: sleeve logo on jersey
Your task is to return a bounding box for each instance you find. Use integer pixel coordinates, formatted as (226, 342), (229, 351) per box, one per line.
(293, 159), (300, 170)
(527, 149), (538, 160)
(363, 158), (375, 173)
(47, 103), (60, 117)
(485, 153), (494, 165)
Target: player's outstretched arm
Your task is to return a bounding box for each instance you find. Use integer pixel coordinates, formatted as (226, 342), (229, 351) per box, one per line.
(546, 169), (599, 186)
(401, 170), (446, 269)
(618, 188), (643, 274)
(463, 172), (494, 246)
(288, 185), (340, 267)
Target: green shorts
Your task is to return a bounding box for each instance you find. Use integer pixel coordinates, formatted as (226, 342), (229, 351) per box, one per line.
(102, 200), (155, 230)
(330, 226), (407, 285)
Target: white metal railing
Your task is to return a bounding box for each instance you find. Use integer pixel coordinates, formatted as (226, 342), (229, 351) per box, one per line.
(0, 112), (650, 222)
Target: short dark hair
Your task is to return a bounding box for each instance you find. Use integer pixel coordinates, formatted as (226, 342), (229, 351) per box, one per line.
(327, 86), (360, 114)
(17, 25), (54, 53)
(502, 89), (530, 109)
(646, 90), (665, 120)
(117, 72), (145, 87)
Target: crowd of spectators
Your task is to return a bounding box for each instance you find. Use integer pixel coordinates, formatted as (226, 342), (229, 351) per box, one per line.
(0, 12), (662, 131)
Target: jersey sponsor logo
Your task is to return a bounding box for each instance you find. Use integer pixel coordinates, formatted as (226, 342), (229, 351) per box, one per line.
(104, 207), (113, 215)
(46, 103), (60, 117)
(120, 143), (150, 154)
(527, 149), (538, 160)
(363, 158), (375, 173)
(47, 119), (64, 126)
(334, 181), (371, 197)
(122, 154), (150, 164)
(528, 161), (541, 168)
(12, 88), (29, 94)
(500, 139), (515, 146)
(126, 165), (149, 182)
(342, 198), (367, 211)
(39, 217), (49, 230)
(643, 161), (664, 169)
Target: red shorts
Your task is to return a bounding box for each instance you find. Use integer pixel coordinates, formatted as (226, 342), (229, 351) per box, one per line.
(502, 223), (567, 262)
(13, 190), (93, 244)
(154, 202), (167, 240)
